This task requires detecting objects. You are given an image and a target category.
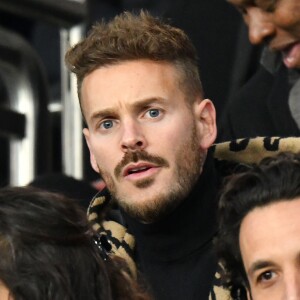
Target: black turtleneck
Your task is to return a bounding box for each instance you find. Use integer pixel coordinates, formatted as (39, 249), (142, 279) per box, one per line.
(122, 151), (220, 300)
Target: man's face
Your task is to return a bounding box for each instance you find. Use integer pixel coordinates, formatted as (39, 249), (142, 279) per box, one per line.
(228, 0), (300, 69)
(239, 198), (300, 299)
(81, 60), (216, 223)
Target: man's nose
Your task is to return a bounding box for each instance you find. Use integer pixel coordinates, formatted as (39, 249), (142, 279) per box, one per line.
(245, 7), (275, 45)
(284, 270), (300, 300)
(120, 121), (147, 152)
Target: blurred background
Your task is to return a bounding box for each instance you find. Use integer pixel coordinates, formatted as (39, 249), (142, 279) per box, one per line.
(0, 0), (261, 191)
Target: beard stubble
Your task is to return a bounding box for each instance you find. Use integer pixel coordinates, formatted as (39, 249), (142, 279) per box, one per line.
(97, 123), (205, 223)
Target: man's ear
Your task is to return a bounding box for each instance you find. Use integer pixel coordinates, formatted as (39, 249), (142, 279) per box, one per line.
(83, 128), (100, 173)
(194, 98), (217, 150)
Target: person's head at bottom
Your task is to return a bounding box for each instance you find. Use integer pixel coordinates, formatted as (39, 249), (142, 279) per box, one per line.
(217, 152), (300, 300)
(0, 186), (149, 300)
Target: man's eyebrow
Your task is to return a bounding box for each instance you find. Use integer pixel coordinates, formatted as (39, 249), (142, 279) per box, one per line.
(89, 97), (166, 122)
(89, 108), (117, 123)
(130, 97), (166, 110)
(248, 260), (275, 276)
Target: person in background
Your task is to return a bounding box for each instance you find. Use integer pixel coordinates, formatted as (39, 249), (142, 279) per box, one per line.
(65, 10), (230, 300)
(0, 186), (150, 300)
(28, 172), (105, 209)
(219, 0), (300, 141)
(217, 152), (300, 299)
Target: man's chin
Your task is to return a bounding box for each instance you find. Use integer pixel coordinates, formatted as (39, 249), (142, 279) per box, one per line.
(134, 177), (155, 189)
(115, 187), (185, 224)
(121, 203), (175, 224)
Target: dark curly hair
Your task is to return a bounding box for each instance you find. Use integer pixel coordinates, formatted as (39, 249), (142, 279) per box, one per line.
(0, 186), (150, 300)
(216, 152), (300, 299)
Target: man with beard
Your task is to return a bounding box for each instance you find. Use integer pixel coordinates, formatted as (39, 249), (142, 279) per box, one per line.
(65, 11), (228, 300)
(219, 0), (300, 141)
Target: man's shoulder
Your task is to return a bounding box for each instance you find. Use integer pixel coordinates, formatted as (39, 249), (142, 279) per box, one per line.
(218, 66), (286, 141)
(228, 64), (289, 116)
(230, 66), (275, 107)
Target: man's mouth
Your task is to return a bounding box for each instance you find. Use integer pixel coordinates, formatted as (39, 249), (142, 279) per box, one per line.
(123, 162), (159, 180)
(114, 150), (170, 180)
(127, 165), (151, 175)
(278, 41), (300, 69)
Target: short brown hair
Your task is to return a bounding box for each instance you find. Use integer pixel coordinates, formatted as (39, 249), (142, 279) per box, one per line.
(65, 10), (203, 104)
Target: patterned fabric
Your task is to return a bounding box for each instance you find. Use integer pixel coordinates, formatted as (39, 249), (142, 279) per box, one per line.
(213, 136), (300, 164)
(87, 194), (137, 277)
(87, 136), (300, 299)
(208, 263), (231, 300)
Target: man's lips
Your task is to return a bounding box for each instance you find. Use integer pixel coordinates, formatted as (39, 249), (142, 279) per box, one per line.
(282, 42), (300, 68)
(123, 162), (159, 178)
(271, 41), (300, 69)
(271, 40), (298, 52)
(114, 151), (169, 179)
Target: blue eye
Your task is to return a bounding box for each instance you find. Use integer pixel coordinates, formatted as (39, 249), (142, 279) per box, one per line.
(148, 109), (160, 118)
(102, 120), (113, 129)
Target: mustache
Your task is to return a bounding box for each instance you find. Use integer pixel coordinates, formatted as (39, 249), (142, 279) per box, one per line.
(114, 151), (169, 178)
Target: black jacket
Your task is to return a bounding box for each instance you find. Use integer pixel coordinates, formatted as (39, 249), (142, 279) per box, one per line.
(218, 65), (300, 142)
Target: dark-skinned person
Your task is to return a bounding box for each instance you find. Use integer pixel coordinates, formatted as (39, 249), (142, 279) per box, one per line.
(219, 0), (300, 141)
